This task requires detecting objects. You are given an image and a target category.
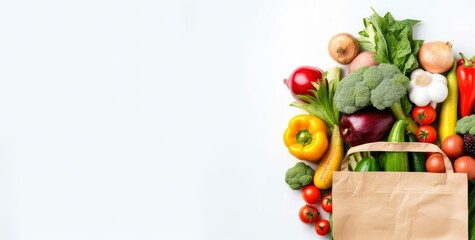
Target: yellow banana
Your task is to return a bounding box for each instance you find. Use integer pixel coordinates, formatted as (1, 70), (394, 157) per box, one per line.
(439, 61), (458, 144)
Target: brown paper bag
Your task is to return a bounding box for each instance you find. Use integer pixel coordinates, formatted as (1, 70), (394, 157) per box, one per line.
(332, 142), (468, 240)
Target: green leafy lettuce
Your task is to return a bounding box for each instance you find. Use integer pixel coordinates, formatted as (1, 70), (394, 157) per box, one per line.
(357, 9), (423, 75)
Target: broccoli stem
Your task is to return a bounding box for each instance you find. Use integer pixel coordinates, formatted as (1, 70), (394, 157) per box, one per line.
(389, 100), (418, 134)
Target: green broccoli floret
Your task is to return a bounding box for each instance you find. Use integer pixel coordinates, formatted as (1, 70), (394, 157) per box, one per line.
(371, 73), (409, 110)
(285, 162), (315, 190)
(362, 66), (383, 90)
(377, 63), (401, 80)
(334, 63), (418, 133)
(334, 66), (368, 114)
(335, 64), (409, 113)
(334, 86), (357, 113)
(354, 81), (370, 108)
(456, 115), (475, 135)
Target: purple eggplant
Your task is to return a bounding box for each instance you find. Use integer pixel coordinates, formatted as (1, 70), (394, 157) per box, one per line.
(339, 108), (396, 146)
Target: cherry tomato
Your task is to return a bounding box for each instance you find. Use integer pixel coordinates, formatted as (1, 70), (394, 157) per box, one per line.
(412, 105), (436, 125)
(315, 219), (330, 236)
(321, 193), (332, 213)
(416, 125), (437, 143)
(302, 185), (321, 204)
(426, 153), (446, 173)
(299, 204), (320, 224)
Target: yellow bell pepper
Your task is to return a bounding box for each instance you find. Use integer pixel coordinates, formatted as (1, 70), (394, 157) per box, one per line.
(283, 114), (329, 162)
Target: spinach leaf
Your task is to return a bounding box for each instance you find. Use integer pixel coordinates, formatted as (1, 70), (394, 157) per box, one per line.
(357, 9), (423, 75)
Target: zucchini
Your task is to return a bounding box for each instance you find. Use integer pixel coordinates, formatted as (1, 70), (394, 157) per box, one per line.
(406, 132), (427, 172)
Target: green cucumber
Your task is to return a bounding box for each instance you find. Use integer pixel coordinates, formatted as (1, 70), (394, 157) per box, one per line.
(378, 152), (387, 170)
(470, 213), (475, 240)
(354, 157), (380, 172)
(406, 132), (427, 172)
(469, 187), (475, 219)
(469, 187), (475, 240)
(383, 119), (409, 172)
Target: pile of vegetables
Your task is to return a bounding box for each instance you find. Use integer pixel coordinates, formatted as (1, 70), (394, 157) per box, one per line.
(281, 8), (475, 239)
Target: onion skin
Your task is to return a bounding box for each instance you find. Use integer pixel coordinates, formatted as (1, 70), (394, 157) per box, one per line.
(418, 41), (454, 73)
(339, 108), (396, 146)
(349, 51), (378, 73)
(328, 33), (359, 65)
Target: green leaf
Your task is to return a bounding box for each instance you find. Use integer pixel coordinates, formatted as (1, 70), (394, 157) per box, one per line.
(400, 94), (413, 116)
(357, 37), (376, 52)
(383, 12), (395, 26)
(358, 29), (369, 38)
(369, 11), (390, 63)
(357, 19), (377, 52)
(404, 54), (419, 74)
(369, 10), (389, 34)
(394, 27), (412, 58)
(385, 32), (398, 60)
(412, 39), (424, 55)
(388, 19), (420, 36)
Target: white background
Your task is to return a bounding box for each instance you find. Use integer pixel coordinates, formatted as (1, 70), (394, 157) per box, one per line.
(1, 0), (475, 239)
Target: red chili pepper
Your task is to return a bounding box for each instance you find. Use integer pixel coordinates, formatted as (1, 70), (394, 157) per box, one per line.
(457, 53), (475, 117)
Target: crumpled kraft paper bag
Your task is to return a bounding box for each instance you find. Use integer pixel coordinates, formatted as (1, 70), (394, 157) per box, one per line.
(332, 142), (468, 240)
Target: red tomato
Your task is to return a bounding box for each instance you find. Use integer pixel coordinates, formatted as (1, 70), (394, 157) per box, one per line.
(416, 125), (437, 143)
(315, 219), (330, 236)
(454, 156), (475, 180)
(426, 153), (446, 173)
(442, 135), (465, 159)
(302, 185), (321, 204)
(299, 204), (320, 224)
(321, 193), (332, 213)
(412, 105), (436, 125)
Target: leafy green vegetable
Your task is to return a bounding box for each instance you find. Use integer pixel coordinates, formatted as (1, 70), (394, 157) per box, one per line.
(357, 9), (423, 75)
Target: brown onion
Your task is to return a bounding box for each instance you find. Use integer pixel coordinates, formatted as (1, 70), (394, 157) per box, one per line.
(349, 51), (378, 73)
(418, 41), (454, 73)
(328, 33), (359, 65)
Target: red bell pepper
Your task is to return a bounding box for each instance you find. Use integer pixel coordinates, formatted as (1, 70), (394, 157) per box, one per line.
(457, 53), (475, 117)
